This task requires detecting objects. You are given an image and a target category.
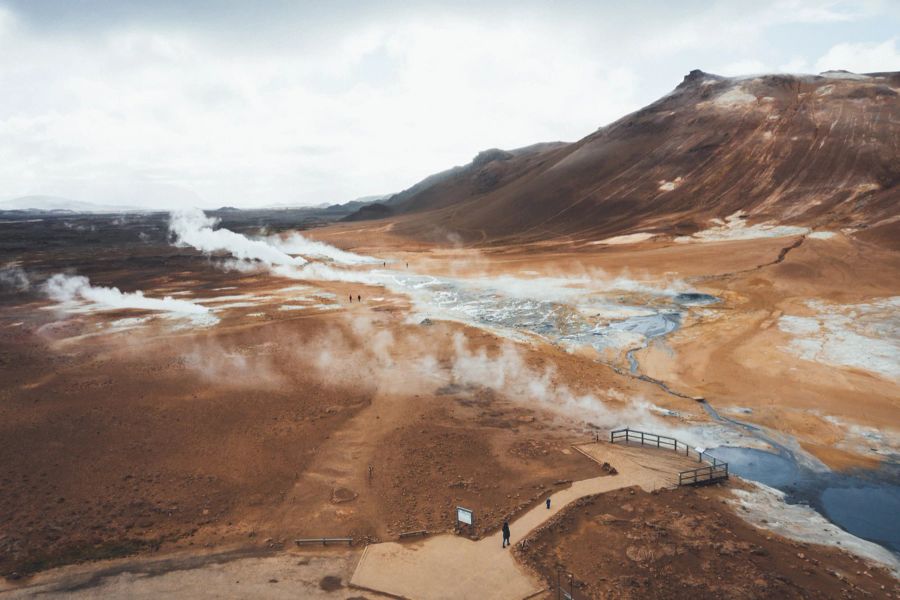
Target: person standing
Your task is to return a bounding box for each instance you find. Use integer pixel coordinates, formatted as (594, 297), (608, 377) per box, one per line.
(546, 497), (551, 510)
(349, 293), (352, 303)
(502, 520), (511, 548)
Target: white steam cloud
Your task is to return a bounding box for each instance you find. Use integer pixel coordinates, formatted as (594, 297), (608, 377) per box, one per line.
(44, 274), (210, 314)
(169, 208), (306, 267)
(268, 232), (380, 265)
(0, 263), (30, 291)
(168, 208), (380, 276)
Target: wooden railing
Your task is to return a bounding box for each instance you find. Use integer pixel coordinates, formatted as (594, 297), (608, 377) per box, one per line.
(609, 427), (728, 486)
(679, 463), (729, 486)
(555, 567), (588, 600)
(295, 537), (353, 546)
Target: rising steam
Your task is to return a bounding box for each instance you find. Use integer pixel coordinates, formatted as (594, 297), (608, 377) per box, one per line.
(167, 208), (378, 274)
(44, 274), (209, 314)
(0, 263), (30, 291)
(169, 207), (306, 267)
(268, 232), (380, 265)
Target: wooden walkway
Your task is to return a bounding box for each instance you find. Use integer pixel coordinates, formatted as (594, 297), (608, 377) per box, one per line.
(608, 428), (729, 486)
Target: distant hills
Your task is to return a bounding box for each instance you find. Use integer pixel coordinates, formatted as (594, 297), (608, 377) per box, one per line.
(0, 195), (153, 214)
(0, 193), (393, 217)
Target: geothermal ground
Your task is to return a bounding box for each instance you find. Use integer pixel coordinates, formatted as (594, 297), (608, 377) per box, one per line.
(1, 209), (898, 598)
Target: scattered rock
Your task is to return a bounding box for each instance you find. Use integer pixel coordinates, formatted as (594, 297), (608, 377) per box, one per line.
(319, 575), (343, 591)
(332, 487), (358, 504)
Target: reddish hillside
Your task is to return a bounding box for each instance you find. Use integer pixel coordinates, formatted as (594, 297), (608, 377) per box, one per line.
(347, 70), (899, 245)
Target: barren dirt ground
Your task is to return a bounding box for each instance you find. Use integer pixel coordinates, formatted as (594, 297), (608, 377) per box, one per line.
(518, 485), (899, 599)
(1, 215), (898, 597)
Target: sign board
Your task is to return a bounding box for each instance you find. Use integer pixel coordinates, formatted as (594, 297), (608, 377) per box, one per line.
(695, 447), (706, 455)
(456, 506), (473, 525)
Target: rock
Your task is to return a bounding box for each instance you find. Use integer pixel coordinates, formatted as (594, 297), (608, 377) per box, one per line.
(332, 487), (359, 504)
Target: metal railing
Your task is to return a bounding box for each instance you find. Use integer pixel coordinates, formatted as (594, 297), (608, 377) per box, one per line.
(609, 427), (728, 486)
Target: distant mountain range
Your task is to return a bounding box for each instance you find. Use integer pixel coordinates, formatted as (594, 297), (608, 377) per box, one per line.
(0, 194), (393, 216)
(0, 195), (152, 214)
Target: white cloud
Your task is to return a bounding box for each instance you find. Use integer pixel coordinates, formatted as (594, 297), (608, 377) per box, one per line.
(815, 37), (900, 73)
(719, 58), (771, 76)
(778, 55), (811, 72)
(0, 1), (896, 208)
(0, 13), (640, 208)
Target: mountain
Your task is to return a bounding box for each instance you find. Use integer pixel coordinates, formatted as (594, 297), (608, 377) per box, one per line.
(344, 70), (899, 246)
(263, 194), (392, 211)
(0, 195), (145, 214)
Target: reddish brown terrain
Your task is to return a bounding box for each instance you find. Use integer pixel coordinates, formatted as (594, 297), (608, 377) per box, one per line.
(519, 485), (899, 599)
(1, 69), (898, 598)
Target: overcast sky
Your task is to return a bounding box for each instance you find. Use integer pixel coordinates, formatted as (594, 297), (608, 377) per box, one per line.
(1, 0), (898, 209)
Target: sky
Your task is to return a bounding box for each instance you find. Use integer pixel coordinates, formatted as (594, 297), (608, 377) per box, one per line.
(0, 0), (898, 210)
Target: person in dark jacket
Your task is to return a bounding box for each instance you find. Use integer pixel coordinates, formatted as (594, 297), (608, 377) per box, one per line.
(546, 497), (551, 509)
(502, 521), (511, 548)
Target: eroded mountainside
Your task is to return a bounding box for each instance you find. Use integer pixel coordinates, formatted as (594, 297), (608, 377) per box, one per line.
(349, 70), (899, 246)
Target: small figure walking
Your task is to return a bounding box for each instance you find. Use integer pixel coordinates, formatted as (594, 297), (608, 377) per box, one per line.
(546, 497), (551, 510)
(357, 294), (361, 302)
(501, 520), (511, 548)
(349, 294), (352, 303)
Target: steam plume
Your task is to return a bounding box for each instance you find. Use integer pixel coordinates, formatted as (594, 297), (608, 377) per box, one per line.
(169, 207), (305, 266)
(44, 274), (209, 314)
(0, 263), (30, 291)
(268, 232), (380, 265)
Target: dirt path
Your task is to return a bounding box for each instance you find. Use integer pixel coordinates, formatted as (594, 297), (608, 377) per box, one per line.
(349, 442), (687, 600)
(0, 549), (373, 599)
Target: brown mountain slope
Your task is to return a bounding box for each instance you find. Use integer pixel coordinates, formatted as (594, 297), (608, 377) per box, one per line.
(348, 69), (899, 245)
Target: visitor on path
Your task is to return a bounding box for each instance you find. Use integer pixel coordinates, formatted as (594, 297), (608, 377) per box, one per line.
(349, 294), (352, 303)
(546, 498), (551, 509)
(502, 521), (511, 548)
(357, 294), (361, 302)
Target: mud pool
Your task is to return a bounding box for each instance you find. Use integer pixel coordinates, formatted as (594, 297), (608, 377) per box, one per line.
(385, 272), (699, 361)
(708, 446), (900, 555)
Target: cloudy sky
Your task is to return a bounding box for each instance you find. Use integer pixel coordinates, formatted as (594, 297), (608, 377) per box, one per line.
(1, 0), (898, 209)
